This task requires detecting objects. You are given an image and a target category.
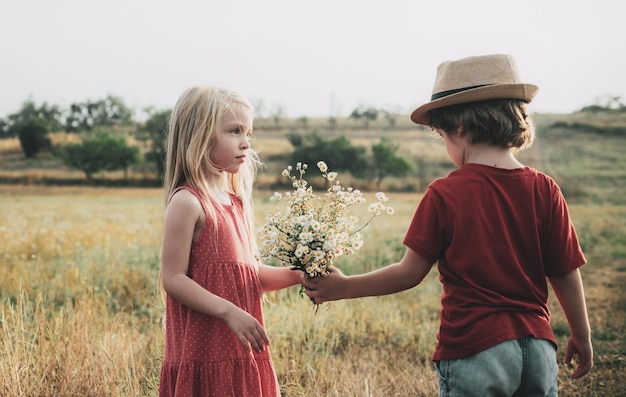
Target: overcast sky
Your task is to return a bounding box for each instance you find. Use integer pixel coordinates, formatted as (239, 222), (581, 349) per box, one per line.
(1, 0), (624, 120)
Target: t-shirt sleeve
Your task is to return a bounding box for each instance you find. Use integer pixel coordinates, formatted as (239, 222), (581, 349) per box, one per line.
(403, 188), (444, 264)
(543, 184), (587, 277)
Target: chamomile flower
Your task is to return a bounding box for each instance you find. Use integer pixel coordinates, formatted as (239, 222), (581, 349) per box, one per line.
(257, 162), (394, 304)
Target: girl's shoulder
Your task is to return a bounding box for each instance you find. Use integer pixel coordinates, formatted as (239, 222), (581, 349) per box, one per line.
(169, 187), (201, 203)
(167, 188), (205, 218)
(163, 188), (209, 245)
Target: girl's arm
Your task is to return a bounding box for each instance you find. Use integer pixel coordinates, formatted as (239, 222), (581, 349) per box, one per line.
(258, 264), (301, 292)
(161, 190), (269, 353)
(302, 247), (432, 303)
(548, 268), (593, 379)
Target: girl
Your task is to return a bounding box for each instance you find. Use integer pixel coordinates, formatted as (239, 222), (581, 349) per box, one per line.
(159, 86), (301, 396)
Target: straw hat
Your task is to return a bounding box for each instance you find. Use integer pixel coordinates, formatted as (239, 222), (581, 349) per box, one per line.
(410, 54), (539, 125)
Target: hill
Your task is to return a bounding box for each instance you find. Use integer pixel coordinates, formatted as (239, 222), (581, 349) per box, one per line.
(1, 112), (625, 203)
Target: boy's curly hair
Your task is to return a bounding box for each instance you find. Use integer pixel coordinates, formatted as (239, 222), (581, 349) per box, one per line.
(428, 99), (535, 152)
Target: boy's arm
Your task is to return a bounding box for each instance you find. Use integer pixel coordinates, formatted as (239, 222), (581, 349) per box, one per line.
(303, 247), (432, 303)
(548, 268), (593, 379)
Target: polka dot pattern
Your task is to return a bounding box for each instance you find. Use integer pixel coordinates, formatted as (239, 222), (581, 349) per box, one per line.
(160, 187), (280, 397)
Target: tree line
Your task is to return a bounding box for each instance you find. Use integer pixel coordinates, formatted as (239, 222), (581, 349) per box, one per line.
(0, 96), (414, 187)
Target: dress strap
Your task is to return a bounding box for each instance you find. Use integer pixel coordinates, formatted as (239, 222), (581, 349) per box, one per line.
(172, 185), (209, 218)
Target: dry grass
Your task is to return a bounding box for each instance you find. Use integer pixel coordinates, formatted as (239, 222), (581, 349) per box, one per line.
(1, 112), (625, 395)
(0, 185), (624, 396)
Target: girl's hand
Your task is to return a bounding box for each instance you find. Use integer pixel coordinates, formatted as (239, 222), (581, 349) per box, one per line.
(300, 266), (348, 303)
(223, 306), (270, 354)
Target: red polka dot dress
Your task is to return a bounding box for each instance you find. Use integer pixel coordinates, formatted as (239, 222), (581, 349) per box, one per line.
(159, 186), (280, 397)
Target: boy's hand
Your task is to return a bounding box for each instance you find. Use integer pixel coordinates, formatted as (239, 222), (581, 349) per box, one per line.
(564, 334), (593, 379)
(300, 266), (347, 303)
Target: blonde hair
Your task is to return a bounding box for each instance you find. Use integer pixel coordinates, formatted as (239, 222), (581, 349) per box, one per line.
(163, 86), (262, 251)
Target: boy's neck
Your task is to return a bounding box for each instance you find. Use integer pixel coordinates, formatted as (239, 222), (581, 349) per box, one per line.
(464, 143), (524, 169)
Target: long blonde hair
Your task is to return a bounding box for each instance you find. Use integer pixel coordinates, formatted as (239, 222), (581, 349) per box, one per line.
(163, 86), (261, 251)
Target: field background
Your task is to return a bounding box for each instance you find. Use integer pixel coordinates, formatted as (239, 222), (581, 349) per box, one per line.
(1, 112), (625, 396)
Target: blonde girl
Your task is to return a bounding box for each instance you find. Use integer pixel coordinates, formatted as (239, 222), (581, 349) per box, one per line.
(159, 86), (300, 397)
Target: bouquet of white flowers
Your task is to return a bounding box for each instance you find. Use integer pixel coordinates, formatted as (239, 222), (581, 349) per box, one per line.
(257, 161), (394, 299)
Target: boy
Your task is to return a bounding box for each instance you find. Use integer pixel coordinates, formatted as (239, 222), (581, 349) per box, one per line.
(302, 54), (593, 396)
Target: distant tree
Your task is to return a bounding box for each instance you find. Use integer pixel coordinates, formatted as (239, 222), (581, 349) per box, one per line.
(111, 142), (143, 179)
(2, 99), (62, 137)
(298, 116), (308, 128)
(290, 132), (368, 178)
(18, 121), (51, 158)
(328, 94), (340, 130)
(370, 137), (414, 187)
(349, 108), (362, 125)
(287, 131), (304, 148)
(64, 95), (133, 132)
(270, 104), (285, 127)
(0, 119), (8, 137)
(350, 106), (379, 128)
(60, 131), (141, 181)
(579, 95), (626, 113)
(606, 95), (623, 110)
(362, 107), (379, 126)
(382, 108), (402, 129)
(136, 108), (170, 178)
(327, 116), (337, 130)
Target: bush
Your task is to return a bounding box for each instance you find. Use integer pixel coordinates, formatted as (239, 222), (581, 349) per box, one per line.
(18, 122), (51, 158)
(371, 137), (414, 187)
(136, 109), (170, 178)
(290, 132), (368, 178)
(60, 131), (141, 180)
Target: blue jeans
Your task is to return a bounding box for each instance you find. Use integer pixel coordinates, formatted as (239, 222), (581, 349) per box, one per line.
(435, 337), (558, 397)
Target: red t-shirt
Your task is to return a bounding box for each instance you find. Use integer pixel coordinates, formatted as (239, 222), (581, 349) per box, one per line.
(403, 164), (586, 361)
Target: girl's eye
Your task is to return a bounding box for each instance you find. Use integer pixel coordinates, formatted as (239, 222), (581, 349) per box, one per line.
(229, 128), (241, 135)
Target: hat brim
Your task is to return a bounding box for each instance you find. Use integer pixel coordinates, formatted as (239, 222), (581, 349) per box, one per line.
(410, 83), (539, 125)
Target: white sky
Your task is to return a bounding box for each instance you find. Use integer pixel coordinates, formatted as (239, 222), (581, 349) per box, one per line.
(1, 0), (625, 119)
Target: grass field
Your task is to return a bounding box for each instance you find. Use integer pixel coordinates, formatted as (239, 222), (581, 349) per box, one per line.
(0, 113), (625, 396)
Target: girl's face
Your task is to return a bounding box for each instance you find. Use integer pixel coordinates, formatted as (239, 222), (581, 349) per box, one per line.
(210, 104), (253, 174)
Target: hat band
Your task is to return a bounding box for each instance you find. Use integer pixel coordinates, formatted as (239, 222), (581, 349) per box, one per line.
(431, 84), (492, 100)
